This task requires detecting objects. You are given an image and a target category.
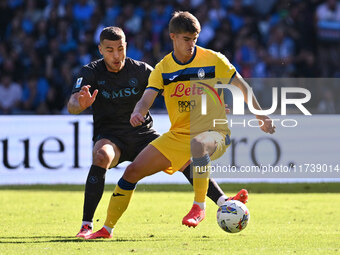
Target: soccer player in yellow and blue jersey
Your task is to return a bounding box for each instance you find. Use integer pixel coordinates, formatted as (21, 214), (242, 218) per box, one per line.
(87, 11), (275, 239)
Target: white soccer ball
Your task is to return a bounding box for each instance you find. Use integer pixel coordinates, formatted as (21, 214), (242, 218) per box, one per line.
(216, 200), (250, 233)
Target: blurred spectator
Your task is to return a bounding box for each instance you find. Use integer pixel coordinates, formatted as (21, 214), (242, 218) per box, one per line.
(209, 0), (227, 25)
(123, 3), (143, 35)
(43, 0), (66, 19)
(23, 0), (43, 27)
(34, 19), (49, 56)
(252, 47), (268, 78)
(2, 58), (17, 80)
(208, 19), (234, 60)
(57, 19), (77, 53)
(72, 0), (95, 25)
(227, 0), (248, 33)
(266, 25), (295, 77)
(252, 0), (277, 16)
(126, 38), (144, 61)
(150, 1), (173, 44)
(0, 74), (22, 114)
(196, 5), (216, 47)
(78, 43), (92, 66)
(21, 73), (49, 114)
(234, 35), (260, 78)
(102, 0), (121, 26)
(0, 1), (14, 40)
(295, 50), (320, 77)
(45, 83), (66, 114)
(284, 1), (316, 52)
(8, 0), (24, 10)
(316, 0), (340, 77)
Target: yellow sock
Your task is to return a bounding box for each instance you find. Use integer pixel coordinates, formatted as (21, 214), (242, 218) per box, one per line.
(104, 185), (134, 228)
(193, 163), (210, 203)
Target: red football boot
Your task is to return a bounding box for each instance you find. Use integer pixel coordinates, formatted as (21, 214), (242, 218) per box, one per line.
(85, 227), (113, 239)
(75, 224), (92, 238)
(227, 189), (248, 204)
(182, 204), (205, 228)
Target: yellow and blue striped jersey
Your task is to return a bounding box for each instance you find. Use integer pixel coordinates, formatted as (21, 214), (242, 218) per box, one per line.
(147, 46), (236, 135)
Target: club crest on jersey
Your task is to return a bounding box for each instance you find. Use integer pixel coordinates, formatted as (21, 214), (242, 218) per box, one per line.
(198, 68), (205, 80)
(75, 77), (83, 88)
(129, 78), (138, 87)
(97, 80), (105, 85)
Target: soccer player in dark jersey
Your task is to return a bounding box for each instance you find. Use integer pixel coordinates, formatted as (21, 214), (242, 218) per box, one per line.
(67, 26), (244, 238)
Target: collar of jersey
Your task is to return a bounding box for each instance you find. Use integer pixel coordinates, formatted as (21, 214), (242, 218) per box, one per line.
(172, 46), (197, 65)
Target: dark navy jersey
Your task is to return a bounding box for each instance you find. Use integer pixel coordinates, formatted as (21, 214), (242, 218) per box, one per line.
(72, 57), (154, 138)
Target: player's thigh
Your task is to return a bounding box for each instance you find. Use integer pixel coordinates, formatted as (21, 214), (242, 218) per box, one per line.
(123, 144), (171, 183)
(178, 160), (191, 172)
(92, 138), (121, 168)
(191, 131), (221, 157)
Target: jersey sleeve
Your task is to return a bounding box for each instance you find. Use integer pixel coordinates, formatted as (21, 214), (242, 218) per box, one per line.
(146, 64), (164, 93)
(142, 62), (154, 87)
(71, 66), (96, 94)
(144, 62), (154, 74)
(216, 52), (236, 83)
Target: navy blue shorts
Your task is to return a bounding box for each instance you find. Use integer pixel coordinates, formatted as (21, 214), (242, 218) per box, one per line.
(94, 129), (160, 168)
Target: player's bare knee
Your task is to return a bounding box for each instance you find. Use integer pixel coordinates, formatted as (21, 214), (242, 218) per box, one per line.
(93, 148), (114, 168)
(123, 163), (143, 183)
(191, 137), (206, 157)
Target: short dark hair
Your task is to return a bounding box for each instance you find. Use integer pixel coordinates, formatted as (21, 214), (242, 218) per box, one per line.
(99, 26), (126, 43)
(169, 11), (201, 34)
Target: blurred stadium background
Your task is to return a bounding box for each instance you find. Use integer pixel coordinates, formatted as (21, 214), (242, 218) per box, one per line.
(0, 0), (340, 114)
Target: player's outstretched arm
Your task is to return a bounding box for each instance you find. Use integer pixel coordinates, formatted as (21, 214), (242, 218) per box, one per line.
(67, 85), (98, 115)
(130, 89), (158, 127)
(231, 72), (275, 134)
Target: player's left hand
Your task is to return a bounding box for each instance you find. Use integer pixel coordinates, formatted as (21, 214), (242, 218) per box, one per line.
(256, 115), (276, 134)
(130, 112), (145, 127)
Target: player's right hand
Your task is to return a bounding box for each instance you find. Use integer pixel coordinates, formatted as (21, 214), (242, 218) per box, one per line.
(256, 115), (276, 134)
(78, 85), (98, 109)
(130, 112), (145, 127)
(225, 104), (230, 114)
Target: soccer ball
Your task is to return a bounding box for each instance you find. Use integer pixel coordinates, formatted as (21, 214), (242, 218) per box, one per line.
(216, 200), (250, 233)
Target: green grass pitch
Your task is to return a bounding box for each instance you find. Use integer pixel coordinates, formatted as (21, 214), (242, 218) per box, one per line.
(0, 183), (339, 255)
